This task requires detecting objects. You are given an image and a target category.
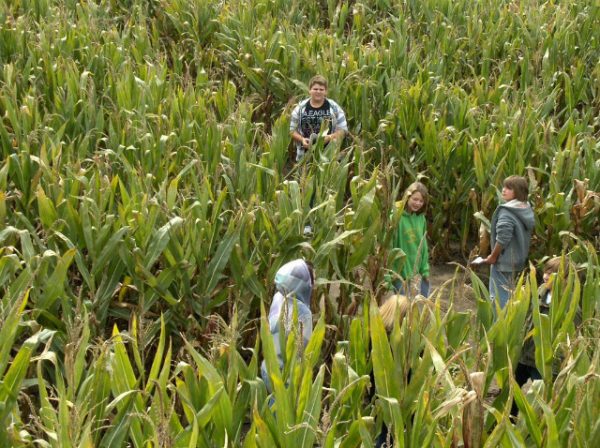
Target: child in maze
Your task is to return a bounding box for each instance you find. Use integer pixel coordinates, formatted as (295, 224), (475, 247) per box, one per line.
(260, 259), (315, 393)
(289, 75), (348, 235)
(511, 256), (579, 416)
(481, 175), (535, 308)
(389, 181), (430, 298)
(373, 294), (410, 447)
(289, 75), (348, 162)
(372, 294), (429, 446)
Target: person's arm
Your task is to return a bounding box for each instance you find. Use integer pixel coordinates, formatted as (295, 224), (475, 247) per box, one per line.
(484, 209), (514, 264)
(325, 100), (348, 143)
(291, 130), (310, 147)
(324, 128), (346, 143)
(289, 103), (310, 147)
(483, 243), (503, 264)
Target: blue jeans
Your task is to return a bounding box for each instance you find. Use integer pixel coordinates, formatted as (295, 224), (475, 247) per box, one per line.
(489, 265), (517, 309)
(392, 278), (430, 298)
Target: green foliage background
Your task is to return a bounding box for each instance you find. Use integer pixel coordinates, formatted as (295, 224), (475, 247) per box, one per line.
(0, 0), (599, 446)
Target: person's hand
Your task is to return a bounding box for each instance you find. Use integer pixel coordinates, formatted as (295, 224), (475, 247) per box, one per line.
(482, 255), (496, 265)
(301, 137), (310, 148)
(469, 256), (485, 266)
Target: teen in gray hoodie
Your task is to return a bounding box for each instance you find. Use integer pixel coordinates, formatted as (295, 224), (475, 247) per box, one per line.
(483, 176), (535, 308)
(260, 259), (314, 392)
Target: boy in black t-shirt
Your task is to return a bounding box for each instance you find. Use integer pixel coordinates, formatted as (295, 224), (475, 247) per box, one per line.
(289, 75), (348, 161)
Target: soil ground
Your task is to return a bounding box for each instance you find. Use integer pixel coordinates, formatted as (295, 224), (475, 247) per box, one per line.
(428, 261), (483, 313)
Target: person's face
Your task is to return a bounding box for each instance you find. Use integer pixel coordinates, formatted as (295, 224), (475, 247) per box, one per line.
(543, 271), (555, 287)
(501, 185), (516, 201)
(407, 191), (425, 213)
(309, 83), (327, 103)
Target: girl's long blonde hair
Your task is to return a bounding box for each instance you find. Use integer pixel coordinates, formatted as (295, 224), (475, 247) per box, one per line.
(379, 294), (410, 331)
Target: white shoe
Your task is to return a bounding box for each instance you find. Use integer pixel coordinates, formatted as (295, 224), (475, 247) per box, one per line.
(303, 225), (313, 236)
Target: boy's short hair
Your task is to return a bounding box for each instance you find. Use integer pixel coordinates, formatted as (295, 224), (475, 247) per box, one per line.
(405, 181), (429, 214)
(309, 75), (328, 89)
(544, 257), (562, 274)
(544, 256), (573, 278)
(503, 175), (529, 201)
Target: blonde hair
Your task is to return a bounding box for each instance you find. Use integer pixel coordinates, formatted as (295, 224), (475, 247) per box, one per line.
(379, 294), (410, 331)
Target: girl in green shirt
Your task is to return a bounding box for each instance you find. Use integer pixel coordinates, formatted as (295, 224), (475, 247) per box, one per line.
(391, 182), (430, 297)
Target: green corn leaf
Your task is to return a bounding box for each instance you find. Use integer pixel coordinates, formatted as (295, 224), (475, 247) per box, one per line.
(36, 248), (76, 310)
(555, 270), (581, 347)
(348, 218), (380, 270)
(580, 243), (598, 321)
(538, 397), (560, 448)
(53, 231), (94, 291)
(296, 365), (325, 448)
(379, 396), (405, 448)
(0, 226), (19, 245)
(503, 422), (526, 447)
(166, 176), (179, 209)
(17, 229), (36, 262)
(36, 353), (57, 435)
(144, 216), (184, 270)
(304, 313), (325, 369)
(186, 416), (199, 448)
(36, 186), (58, 230)
(99, 390), (138, 448)
(204, 222), (240, 294)
(0, 330), (53, 422)
(339, 419), (362, 448)
(445, 311), (471, 349)
(91, 226), (130, 276)
(195, 386), (224, 427)
(510, 375), (543, 447)
(72, 314), (91, 394)
(145, 315), (167, 394)
(110, 326), (145, 447)
(250, 405), (277, 447)
(424, 338), (455, 389)
(184, 340), (233, 441)
(0, 288), (29, 378)
(370, 299), (401, 422)
(349, 315), (369, 376)
(358, 416), (374, 448)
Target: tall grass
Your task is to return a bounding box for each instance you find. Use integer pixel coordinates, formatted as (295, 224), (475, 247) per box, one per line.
(0, 0), (599, 445)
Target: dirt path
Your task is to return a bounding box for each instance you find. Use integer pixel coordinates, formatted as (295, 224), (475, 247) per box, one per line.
(325, 261), (484, 314)
(428, 262), (480, 313)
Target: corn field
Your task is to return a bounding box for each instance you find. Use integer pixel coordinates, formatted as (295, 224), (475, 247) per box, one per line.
(1, 0), (599, 446)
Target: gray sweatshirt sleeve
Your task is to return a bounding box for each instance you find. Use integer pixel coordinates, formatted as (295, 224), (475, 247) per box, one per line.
(495, 209), (515, 247)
